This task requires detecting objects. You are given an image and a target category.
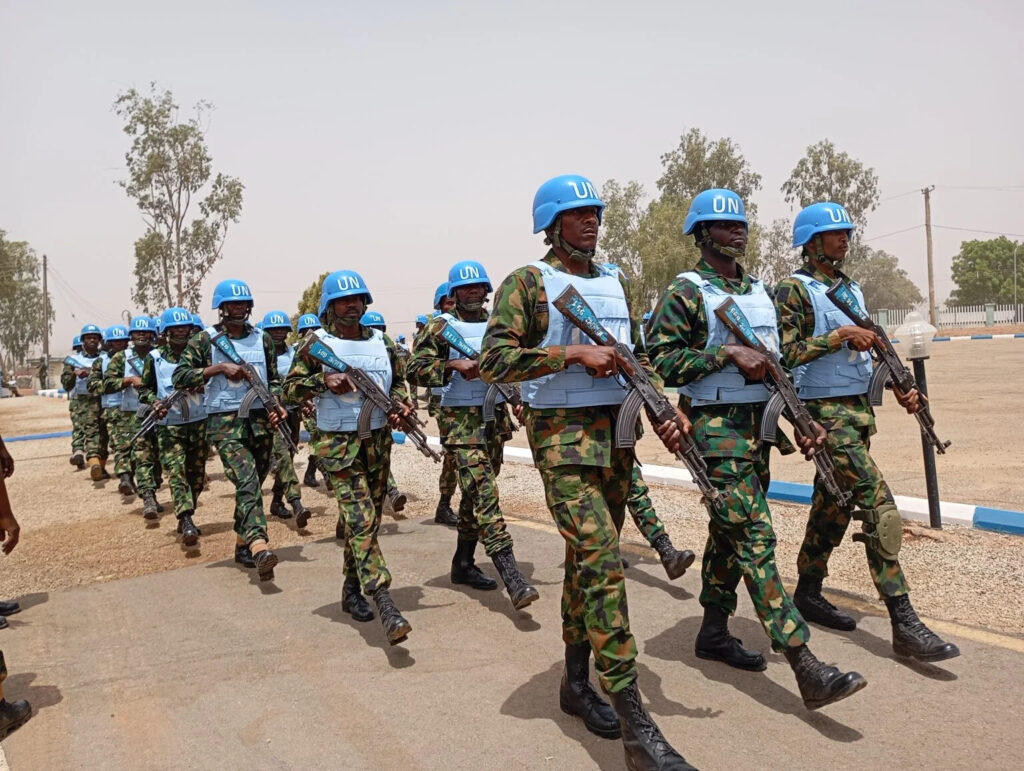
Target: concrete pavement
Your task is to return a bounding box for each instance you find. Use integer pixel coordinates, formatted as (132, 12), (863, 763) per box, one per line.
(2, 515), (1021, 770)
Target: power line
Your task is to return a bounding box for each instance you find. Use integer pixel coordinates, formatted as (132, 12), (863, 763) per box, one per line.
(936, 185), (1024, 192)
(932, 225), (1024, 238)
(862, 224), (924, 243)
(879, 189), (920, 202)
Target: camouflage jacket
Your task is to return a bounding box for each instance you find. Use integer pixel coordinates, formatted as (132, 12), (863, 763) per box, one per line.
(139, 343), (185, 406)
(478, 251), (658, 470)
(86, 350), (126, 396)
(100, 348), (148, 396)
(648, 257), (794, 460)
(407, 308), (513, 446)
(281, 323), (409, 420)
(774, 261), (875, 434)
(172, 323), (282, 396)
(60, 354), (99, 395)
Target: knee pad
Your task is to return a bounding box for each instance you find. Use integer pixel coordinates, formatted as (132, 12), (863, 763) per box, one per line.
(852, 503), (902, 560)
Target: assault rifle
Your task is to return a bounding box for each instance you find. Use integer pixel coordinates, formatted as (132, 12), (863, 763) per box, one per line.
(304, 338), (441, 462)
(551, 285), (725, 515)
(209, 331), (297, 454)
(713, 298), (852, 507)
(825, 280), (950, 454)
(434, 319), (522, 427)
(129, 390), (191, 445)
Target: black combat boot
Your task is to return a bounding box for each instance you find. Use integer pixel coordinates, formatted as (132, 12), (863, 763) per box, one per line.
(491, 547), (540, 610)
(270, 483), (292, 519)
(793, 575), (856, 631)
(694, 605), (766, 671)
(434, 495), (458, 526)
(179, 513), (200, 546)
(885, 594), (961, 662)
(303, 458), (320, 488)
(321, 465), (334, 492)
(0, 698), (32, 739)
(651, 534), (696, 581)
(335, 519), (345, 540)
(608, 681), (696, 770)
(70, 452), (85, 469)
(371, 587), (411, 645)
(141, 491), (159, 521)
(254, 548), (278, 582)
(291, 498), (310, 528)
(784, 644), (867, 710)
(341, 577), (374, 622)
(451, 539), (498, 591)
(118, 472), (134, 496)
(0, 600), (20, 616)
(387, 487), (407, 515)
(559, 642), (620, 739)
(234, 543), (256, 568)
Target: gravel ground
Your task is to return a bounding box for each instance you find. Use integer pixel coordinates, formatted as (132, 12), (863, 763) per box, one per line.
(1, 395), (1022, 638)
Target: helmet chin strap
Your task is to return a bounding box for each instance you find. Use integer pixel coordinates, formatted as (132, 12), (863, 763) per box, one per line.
(697, 224), (746, 261)
(218, 305), (252, 325)
(808, 235), (846, 270)
(546, 217), (596, 265)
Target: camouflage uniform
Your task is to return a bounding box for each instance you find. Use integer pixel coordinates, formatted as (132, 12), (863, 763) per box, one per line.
(140, 344), (207, 519)
(407, 310), (515, 556)
(479, 251), (653, 694)
(626, 464), (666, 545)
(283, 325), (408, 593)
(103, 349), (159, 494)
(414, 325), (458, 498)
(775, 263), (909, 599)
(61, 359), (99, 457)
(648, 257), (810, 653)
(173, 324), (280, 546)
(272, 411), (302, 501)
(83, 360), (113, 464)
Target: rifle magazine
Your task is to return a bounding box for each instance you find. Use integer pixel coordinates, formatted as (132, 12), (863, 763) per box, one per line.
(614, 390), (644, 449)
(868, 362), (891, 406)
(759, 392), (786, 444)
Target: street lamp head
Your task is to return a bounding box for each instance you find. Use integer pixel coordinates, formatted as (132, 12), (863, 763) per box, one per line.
(894, 311), (938, 360)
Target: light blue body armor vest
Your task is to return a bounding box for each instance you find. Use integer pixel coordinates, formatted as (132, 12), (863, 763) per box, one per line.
(315, 329), (393, 434)
(677, 272), (779, 407)
(438, 314), (500, 408)
(277, 346), (296, 411)
(67, 352), (98, 397)
(98, 353), (123, 410)
(151, 350), (206, 426)
(521, 261), (631, 409)
(790, 274), (873, 399)
(204, 327), (268, 414)
(120, 349), (146, 412)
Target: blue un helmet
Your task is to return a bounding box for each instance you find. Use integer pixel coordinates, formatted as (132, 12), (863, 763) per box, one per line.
(105, 324), (129, 342)
(532, 174), (605, 233)
(296, 313), (321, 333)
(255, 322), (265, 331)
(433, 282), (451, 310)
(318, 270), (373, 318)
(448, 261), (493, 293)
(396, 334), (406, 343)
(161, 307), (195, 330)
(261, 310), (293, 331)
(211, 279), (254, 310)
(191, 313), (204, 330)
(792, 202), (854, 248)
(683, 189), (747, 235)
(80, 323), (102, 337)
(129, 316), (156, 335)
(642, 310), (653, 323)
(415, 314), (429, 326)
(72, 335), (82, 349)
(360, 310), (386, 330)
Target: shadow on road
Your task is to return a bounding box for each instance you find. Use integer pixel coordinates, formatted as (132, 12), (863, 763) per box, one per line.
(5, 672), (62, 712)
(423, 572), (542, 633)
(834, 625), (959, 681)
(13, 591), (49, 611)
(645, 614), (864, 742)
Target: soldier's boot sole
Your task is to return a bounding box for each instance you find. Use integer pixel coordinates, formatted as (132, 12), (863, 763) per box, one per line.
(509, 585), (540, 611)
(89, 460), (104, 481)
(182, 530), (200, 547)
(0, 702), (33, 740)
(802, 672), (867, 710)
(388, 490), (407, 514)
(382, 616), (412, 646)
(661, 549), (696, 581)
(255, 550), (278, 582)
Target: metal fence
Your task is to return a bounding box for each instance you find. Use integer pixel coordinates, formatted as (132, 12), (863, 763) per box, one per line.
(871, 303), (1024, 331)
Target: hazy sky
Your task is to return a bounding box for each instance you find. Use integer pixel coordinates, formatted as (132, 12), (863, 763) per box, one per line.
(3, 0), (1023, 353)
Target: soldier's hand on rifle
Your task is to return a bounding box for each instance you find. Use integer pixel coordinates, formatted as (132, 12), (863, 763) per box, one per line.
(387, 401), (413, 431)
(123, 376), (143, 388)
(837, 325), (877, 352)
(652, 407), (692, 454)
(218, 363), (248, 381)
(300, 400), (316, 418)
(324, 372), (356, 395)
(512, 402), (525, 422)
(268, 404), (288, 429)
(893, 385), (922, 415)
(448, 358), (480, 380)
(153, 401), (170, 419)
(794, 421), (827, 460)
(723, 345), (770, 380)
(75, 368), (91, 378)
(566, 345), (635, 378)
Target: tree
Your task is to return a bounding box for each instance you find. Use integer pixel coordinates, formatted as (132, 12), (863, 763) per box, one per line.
(781, 139), (880, 231)
(751, 218), (800, 289)
(657, 128), (763, 213)
(948, 237), (1021, 305)
(848, 247), (923, 310)
(598, 179), (647, 308)
(0, 231), (53, 369)
(115, 84), (244, 314)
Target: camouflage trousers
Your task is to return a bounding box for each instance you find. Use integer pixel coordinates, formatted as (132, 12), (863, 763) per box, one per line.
(120, 411), (160, 494)
(207, 411), (273, 544)
(798, 426), (910, 599)
(702, 453), (810, 652)
(272, 412), (301, 501)
(68, 398), (87, 454)
(314, 427), (393, 594)
(107, 409), (133, 474)
(157, 421), (207, 518)
(80, 397), (108, 461)
(428, 394), (458, 497)
(446, 436), (512, 557)
(540, 448), (637, 694)
(624, 464), (666, 546)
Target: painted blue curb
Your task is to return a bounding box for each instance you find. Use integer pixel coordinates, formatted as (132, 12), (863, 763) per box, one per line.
(933, 336), (951, 342)
(766, 480), (813, 504)
(973, 507), (1024, 535)
(5, 430), (73, 443)
(970, 334), (993, 340)
(1016, 333), (1024, 339)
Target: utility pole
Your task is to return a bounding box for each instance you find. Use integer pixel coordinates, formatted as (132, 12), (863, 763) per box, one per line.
(922, 185), (937, 326)
(42, 253), (49, 362)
